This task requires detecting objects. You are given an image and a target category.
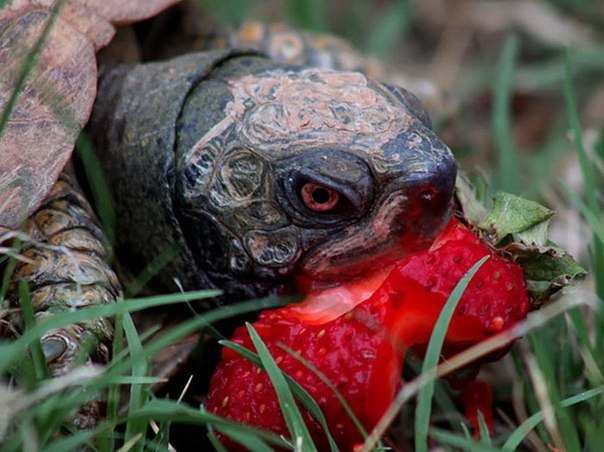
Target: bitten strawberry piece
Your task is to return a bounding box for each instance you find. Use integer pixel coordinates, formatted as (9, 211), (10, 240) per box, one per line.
(207, 298), (403, 450)
(206, 218), (530, 449)
(393, 217), (530, 335)
(459, 380), (495, 436)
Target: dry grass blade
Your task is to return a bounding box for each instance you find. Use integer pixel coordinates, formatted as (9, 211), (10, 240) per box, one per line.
(511, 379), (549, 451)
(520, 341), (564, 448)
(0, 364), (103, 440)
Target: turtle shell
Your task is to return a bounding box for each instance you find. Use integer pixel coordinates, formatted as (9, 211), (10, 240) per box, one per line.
(87, 49), (259, 297)
(0, 0), (178, 236)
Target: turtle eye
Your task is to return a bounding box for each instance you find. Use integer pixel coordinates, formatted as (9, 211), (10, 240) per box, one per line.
(300, 182), (340, 212)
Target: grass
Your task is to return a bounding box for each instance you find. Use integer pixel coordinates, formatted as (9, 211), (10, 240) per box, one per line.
(2, 0), (604, 450)
(492, 34), (520, 194)
(0, 0), (64, 142)
(414, 256), (490, 452)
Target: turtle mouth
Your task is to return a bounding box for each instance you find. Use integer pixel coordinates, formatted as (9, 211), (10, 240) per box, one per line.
(300, 172), (453, 286)
(301, 200), (451, 285)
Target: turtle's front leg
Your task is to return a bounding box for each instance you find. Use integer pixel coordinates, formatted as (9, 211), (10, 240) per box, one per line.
(4, 169), (119, 425)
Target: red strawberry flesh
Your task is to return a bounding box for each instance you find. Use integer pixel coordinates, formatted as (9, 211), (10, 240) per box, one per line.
(459, 380), (495, 435)
(206, 217), (530, 448)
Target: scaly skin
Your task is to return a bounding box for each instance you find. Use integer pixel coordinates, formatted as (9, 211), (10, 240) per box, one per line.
(6, 170), (118, 377)
(3, 171), (118, 428)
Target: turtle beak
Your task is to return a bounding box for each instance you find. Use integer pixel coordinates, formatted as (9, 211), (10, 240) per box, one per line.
(395, 150), (457, 249)
(371, 120), (457, 253)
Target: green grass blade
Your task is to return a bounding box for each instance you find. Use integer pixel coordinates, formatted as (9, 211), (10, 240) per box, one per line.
(102, 310), (125, 452)
(198, 0), (259, 24)
(367, 1), (412, 58)
(504, 385), (604, 450)
(567, 308), (596, 355)
(75, 134), (116, 245)
(107, 376), (164, 385)
(245, 323), (317, 451)
(124, 248), (179, 297)
(108, 323), (161, 370)
(563, 52), (600, 217)
(429, 428), (503, 452)
(213, 424), (274, 452)
(563, 49), (604, 304)
(528, 332), (581, 450)
(564, 182), (604, 349)
(406, 358), (465, 434)
(0, 290), (221, 372)
(286, 0), (327, 31)
(18, 280), (50, 382)
(564, 188), (604, 244)
(414, 256), (489, 452)
(208, 426), (229, 452)
(0, 238), (19, 301)
(53, 398), (283, 450)
(0, 0), (64, 140)
(0, 295), (283, 428)
(45, 427), (101, 452)
(596, 128), (604, 162)
(90, 298), (285, 397)
(122, 312), (150, 451)
(220, 340), (339, 451)
(492, 34), (520, 193)
(476, 412), (492, 445)
(460, 421), (472, 439)
(567, 310), (604, 386)
(126, 399), (289, 447)
(279, 343), (369, 442)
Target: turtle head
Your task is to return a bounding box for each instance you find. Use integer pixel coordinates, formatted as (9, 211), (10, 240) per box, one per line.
(174, 56), (456, 294)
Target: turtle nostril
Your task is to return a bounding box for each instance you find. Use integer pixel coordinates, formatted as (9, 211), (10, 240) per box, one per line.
(420, 187), (437, 202)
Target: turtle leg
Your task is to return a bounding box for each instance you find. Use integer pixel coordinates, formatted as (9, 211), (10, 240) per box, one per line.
(4, 168), (119, 428)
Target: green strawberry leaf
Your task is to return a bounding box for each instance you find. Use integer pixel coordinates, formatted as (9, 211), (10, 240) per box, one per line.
(478, 192), (586, 304)
(455, 183), (586, 306)
(506, 242), (587, 306)
(478, 192), (554, 244)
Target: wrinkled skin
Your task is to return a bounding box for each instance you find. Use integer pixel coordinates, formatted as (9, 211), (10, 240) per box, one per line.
(90, 52), (456, 301)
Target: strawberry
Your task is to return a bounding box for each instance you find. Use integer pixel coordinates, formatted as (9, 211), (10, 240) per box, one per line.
(207, 300), (403, 450)
(206, 217), (530, 448)
(459, 380), (495, 436)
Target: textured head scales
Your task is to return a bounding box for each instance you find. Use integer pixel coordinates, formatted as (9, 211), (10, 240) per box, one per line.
(90, 51), (456, 300)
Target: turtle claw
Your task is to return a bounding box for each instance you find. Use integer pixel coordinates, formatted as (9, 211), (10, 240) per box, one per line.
(42, 337), (67, 363)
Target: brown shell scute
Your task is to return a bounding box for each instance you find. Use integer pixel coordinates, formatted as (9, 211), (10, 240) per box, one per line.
(0, 5), (96, 234)
(0, 0), (180, 235)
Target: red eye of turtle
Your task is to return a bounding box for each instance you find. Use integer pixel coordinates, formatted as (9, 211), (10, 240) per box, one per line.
(301, 182), (340, 212)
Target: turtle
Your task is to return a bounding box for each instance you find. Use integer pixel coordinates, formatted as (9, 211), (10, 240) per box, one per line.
(0, 0), (456, 430)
